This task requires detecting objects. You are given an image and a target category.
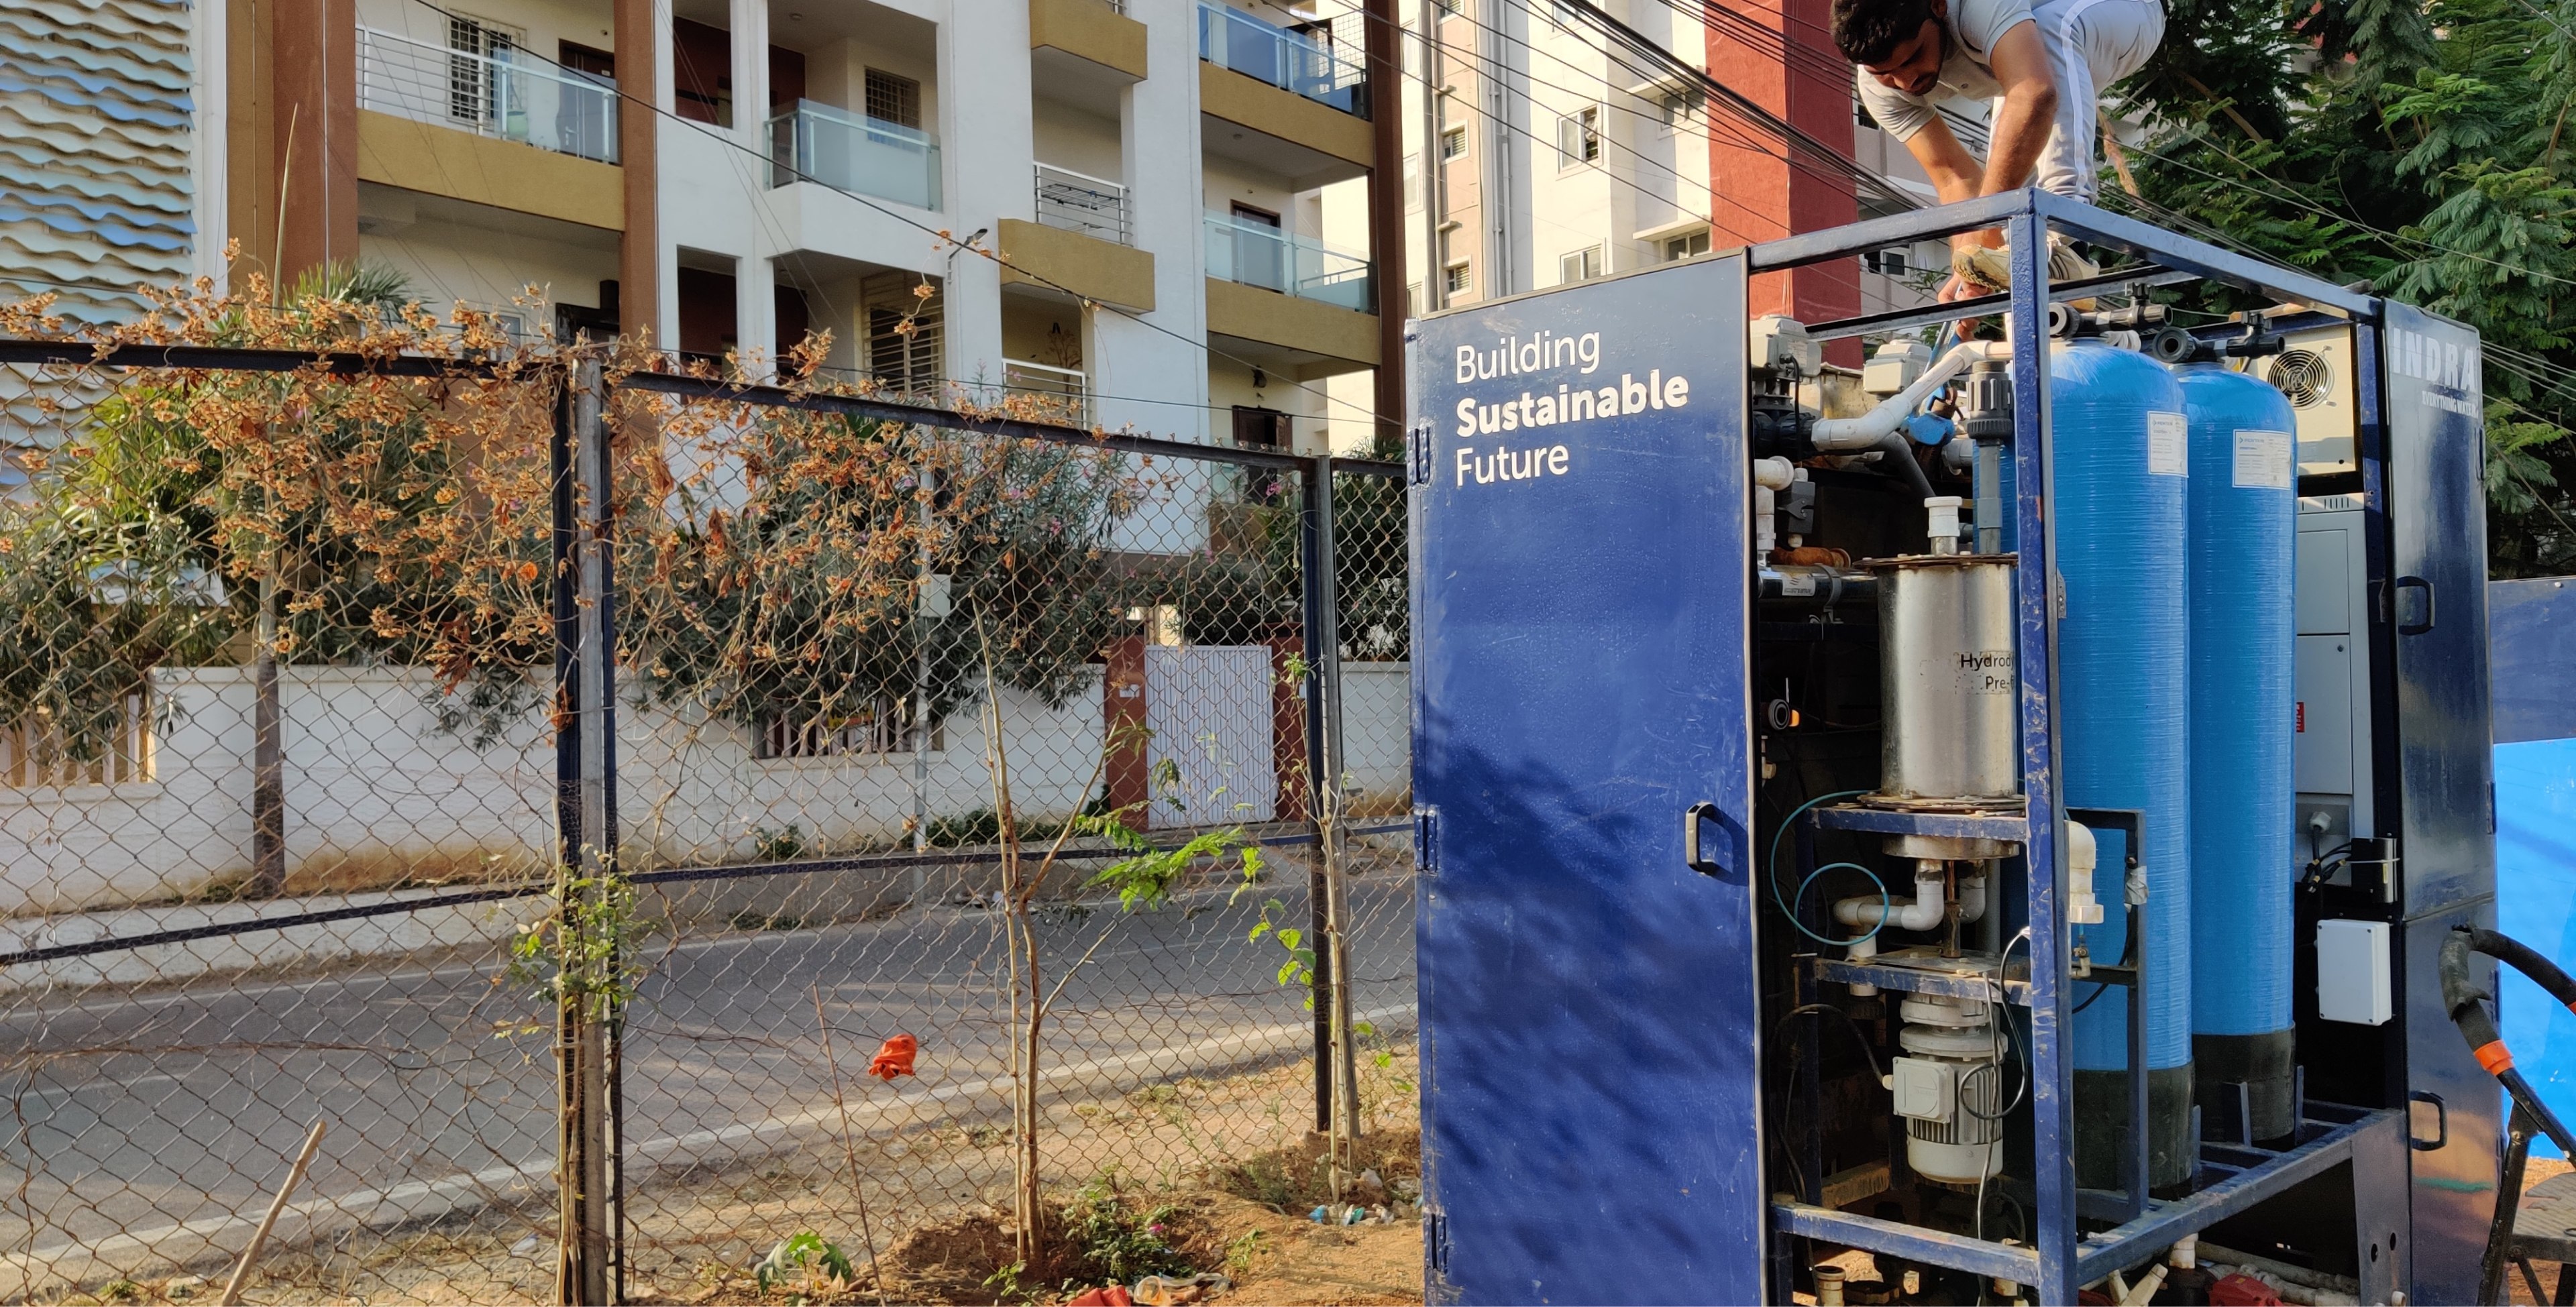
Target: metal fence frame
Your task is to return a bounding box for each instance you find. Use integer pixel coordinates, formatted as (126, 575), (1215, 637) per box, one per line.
(0, 337), (1407, 1304)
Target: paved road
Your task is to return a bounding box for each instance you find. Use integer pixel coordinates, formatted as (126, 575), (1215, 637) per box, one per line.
(0, 866), (1416, 1290)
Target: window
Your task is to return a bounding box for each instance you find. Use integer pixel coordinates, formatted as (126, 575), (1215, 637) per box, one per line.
(1658, 89), (1701, 128)
(1403, 154), (1422, 210)
(446, 15), (515, 123)
(1556, 106), (1601, 167)
(1864, 247), (1910, 276)
(865, 68), (920, 128)
(1663, 229), (1711, 262)
(759, 698), (932, 759)
(1440, 126), (1468, 160)
(1437, 0), (1462, 14)
(1445, 262), (1471, 294)
(1232, 405), (1291, 449)
(1558, 245), (1603, 284)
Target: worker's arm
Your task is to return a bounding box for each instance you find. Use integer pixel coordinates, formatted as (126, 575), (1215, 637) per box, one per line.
(1978, 19), (2059, 200)
(1898, 115), (1986, 207)
(1902, 19), (2057, 298)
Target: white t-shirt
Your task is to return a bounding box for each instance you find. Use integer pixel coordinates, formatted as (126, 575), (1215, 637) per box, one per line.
(1854, 0), (2039, 142)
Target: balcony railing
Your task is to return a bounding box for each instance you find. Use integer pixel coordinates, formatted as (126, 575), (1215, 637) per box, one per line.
(769, 99), (941, 211)
(1196, 1), (1366, 117)
(1204, 211), (1373, 311)
(1004, 360), (1091, 427)
(1034, 164), (1131, 245)
(357, 26), (619, 164)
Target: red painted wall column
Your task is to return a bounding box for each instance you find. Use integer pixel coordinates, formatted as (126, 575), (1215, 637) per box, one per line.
(1104, 637), (1148, 830)
(1705, 0), (1861, 343)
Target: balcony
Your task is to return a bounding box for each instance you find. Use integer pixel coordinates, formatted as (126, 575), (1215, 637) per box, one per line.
(768, 99), (941, 211)
(1196, 1), (1365, 117)
(1205, 211), (1371, 310)
(1005, 359), (1091, 427)
(357, 27), (619, 164)
(1034, 164), (1130, 245)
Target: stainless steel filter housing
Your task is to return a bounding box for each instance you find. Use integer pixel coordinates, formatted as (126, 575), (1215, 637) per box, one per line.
(1864, 553), (2021, 805)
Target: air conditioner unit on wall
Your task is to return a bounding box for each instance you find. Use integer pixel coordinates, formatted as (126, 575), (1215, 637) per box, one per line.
(2268, 321), (2358, 476)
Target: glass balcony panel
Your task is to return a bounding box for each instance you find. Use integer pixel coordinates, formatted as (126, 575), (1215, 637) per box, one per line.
(358, 27), (620, 164)
(769, 99), (942, 211)
(1195, 1), (1366, 117)
(1203, 211), (1373, 311)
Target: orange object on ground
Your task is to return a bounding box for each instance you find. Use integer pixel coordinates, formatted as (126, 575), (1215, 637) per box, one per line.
(1067, 1286), (1133, 1306)
(868, 1033), (918, 1080)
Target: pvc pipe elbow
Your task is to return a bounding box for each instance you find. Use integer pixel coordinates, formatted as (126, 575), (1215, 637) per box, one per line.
(1956, 873), (1988, 925)
(1811, 343), (1988, 451)
(1834, 868), (1947, 933)
(1754, 455), (1798, 490)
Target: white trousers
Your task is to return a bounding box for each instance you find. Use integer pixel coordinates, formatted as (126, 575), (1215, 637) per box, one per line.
(2014, 0), (2164, 201)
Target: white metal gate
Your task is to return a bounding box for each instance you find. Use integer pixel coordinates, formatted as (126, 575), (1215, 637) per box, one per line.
(1142, 644), (1277, 826)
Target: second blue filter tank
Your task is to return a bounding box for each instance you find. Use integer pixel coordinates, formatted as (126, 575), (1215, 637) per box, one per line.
(2051, 340), (2195, 1188)
(2177, 362), (2300, 1141)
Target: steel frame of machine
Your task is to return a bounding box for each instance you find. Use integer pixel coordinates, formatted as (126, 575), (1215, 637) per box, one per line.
(1746, 188), (2415, 1305)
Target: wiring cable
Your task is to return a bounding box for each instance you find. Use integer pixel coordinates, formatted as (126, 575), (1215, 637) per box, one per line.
(1765, 787), (1892, 946)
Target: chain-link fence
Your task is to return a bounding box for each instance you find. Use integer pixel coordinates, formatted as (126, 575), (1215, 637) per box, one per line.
(0, 285), (1415, 1304)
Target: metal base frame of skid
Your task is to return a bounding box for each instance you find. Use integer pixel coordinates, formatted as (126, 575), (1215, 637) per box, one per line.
(1744, 190), (2435, 1305)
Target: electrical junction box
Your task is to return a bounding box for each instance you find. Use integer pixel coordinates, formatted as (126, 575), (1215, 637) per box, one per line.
(1890, 1056), (1957, 1123)
(2316, 919), (2394, 1025)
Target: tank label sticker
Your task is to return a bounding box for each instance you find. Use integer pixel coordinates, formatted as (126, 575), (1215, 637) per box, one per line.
(1957, 649), (2015, 693)
(2233, 429), (2294, 490)
(2148, 411), (2188, 476)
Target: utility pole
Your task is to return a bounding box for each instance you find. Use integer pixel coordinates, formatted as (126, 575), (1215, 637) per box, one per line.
(1368, 0), (1407, 451)
(1419, 0), (1449, 315)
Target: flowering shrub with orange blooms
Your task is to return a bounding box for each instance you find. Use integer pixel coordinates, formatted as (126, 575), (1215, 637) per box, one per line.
(0, 267), (1309, 774)
(0, 272), (555, 761)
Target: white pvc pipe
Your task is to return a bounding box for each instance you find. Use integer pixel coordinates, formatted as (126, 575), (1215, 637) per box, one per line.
(1754, 455), (1797, 489)
(1812, 343), (1992, 451)
(1836, 862), (1948, 935)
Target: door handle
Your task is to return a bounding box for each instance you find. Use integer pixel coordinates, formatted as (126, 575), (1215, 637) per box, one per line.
(1685, 802), (1725, 877)
(2396, 576), (2435, 634)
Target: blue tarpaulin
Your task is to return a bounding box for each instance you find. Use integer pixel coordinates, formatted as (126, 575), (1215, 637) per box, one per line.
(2491, 577), (2576, 1155)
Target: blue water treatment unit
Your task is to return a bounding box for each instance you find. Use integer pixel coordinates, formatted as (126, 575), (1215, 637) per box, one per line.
(2178, 361), (2302, 1141)
(2053, 341), (2198, 1188)
(1406, 190), (2498, 1306)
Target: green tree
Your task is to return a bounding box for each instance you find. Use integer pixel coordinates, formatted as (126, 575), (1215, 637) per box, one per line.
(2114, 0), (2576, 573)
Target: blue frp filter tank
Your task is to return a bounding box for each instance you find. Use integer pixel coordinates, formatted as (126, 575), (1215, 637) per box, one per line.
(2178, 361), (2300, 1139)
(2051, 341), (2196, 1186)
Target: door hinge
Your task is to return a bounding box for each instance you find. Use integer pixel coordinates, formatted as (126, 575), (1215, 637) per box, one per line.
(1424, 1209), (1449, 1277)
(1407, 424), (1434, 485)
(1413, 807), (1438, 873)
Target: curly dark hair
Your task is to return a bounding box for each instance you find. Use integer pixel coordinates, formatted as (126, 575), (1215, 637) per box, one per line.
(1831, 0), (1939, 64)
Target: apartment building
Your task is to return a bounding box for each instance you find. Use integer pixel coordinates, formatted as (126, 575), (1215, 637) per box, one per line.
(1383, 0), (1949, 347)
(3, 0), (1407, 451)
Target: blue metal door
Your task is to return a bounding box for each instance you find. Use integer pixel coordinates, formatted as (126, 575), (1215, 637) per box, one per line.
(1408, 255), (1761, 1304)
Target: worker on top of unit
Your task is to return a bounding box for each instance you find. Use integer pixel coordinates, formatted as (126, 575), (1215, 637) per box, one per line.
(1831, 0), (2161, 299)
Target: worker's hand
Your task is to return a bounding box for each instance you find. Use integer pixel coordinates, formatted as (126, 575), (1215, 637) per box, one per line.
(1937, 272), (1978, 303)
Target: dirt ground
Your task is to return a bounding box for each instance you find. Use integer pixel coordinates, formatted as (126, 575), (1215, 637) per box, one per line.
(50, 1045), (1428, 1307)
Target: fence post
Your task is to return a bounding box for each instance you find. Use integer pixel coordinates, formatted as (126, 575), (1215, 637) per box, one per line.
(1299, 456), (1358, 1146)
(1300, 460), (1333, 1133)
(553, 359), (621, 1304)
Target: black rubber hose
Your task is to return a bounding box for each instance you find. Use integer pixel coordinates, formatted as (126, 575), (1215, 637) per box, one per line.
(1873, 430), (1938, 502)
(2440, 925), (2576, 1156)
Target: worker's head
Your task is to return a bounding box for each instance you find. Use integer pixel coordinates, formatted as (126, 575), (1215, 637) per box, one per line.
(1831, 0), (1950, 97)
